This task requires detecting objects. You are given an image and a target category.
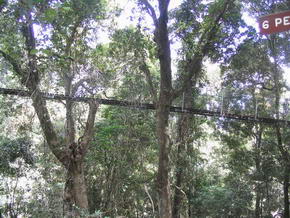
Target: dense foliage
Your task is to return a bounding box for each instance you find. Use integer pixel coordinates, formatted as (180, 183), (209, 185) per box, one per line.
(0, 0), (290, 217)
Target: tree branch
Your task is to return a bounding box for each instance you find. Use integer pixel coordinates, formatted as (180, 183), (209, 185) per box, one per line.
(29, 88), (66, 164)
(140, 0), (158, 27)
(65, 18), (83, 56)
(199, 0), (231, 47)
(139, 63), (158, 105)
(172, 55), (203, 99)
(71, 78), (94, 96)
(13, 3), (66, 165)
(0, 53), (64, 162)
(172, 0), (231, 99)
(21, 7), (40, 88)
(158, 0), (170, 18)
(78, 100), (99, 153)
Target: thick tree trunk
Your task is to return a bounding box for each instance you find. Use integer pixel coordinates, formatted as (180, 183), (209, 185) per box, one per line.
(156, 100), (172, 218)
(64, 160), (88, 217)
(30, 88), (97, 217)
(30, 85), (97, 217)
(154, 1), (173, 217)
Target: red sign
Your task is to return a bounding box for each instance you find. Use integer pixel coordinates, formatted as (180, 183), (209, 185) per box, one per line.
(259, 10), (290, 34)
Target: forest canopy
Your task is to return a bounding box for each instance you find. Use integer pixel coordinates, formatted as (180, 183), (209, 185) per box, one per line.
(0, 0), (290, 217)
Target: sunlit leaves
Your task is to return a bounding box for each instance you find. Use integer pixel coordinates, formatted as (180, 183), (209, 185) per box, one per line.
(171, 0), (246, 62)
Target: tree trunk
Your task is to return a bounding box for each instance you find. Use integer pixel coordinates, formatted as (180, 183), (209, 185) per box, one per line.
(255, 188), (261, 218)
(171, 3), (231, 214)
(172, 87), (193, 218)
(30, 86), (98, 217)
(254, 125), (263, 218)
(172, 159), (184, 218)
(284, 167), (290, 218)
(156, 100), (172, 218)
(64, 161), (89, 217)
(141, 0), (231, 217)
(154, 1), (173, 216)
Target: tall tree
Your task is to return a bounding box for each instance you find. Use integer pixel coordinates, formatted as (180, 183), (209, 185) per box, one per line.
(170, 0), (245, 216)
(137, 1), (173, 216)
(138, 0), (239, 216)
(221, 26), (289, 215)
(0, 0), (106, 216)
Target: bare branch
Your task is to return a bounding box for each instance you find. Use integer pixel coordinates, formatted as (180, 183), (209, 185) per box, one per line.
(79, 100), (99, 152)
(140, 0), (158, 26)
(71, 78), (93, 96)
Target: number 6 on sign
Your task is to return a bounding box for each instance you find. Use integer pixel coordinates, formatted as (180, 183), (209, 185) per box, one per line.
(259, 10), (290, 34)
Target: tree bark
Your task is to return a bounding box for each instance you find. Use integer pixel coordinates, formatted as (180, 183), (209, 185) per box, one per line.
(172, 85), (193, 218)
(64, 161), (89, 217)
(255, 190), (261, 218)
(156, 101), (172, 218)
(254, 125), (263, 218)
(284, 166), (290, 218)
(155, 5), (173, 208)
(142, 0), (173, 216)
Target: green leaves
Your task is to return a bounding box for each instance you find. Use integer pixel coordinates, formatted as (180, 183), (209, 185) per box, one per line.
(44, 8), (58, 23)
(62, 6), (72, 12)
(0, 0), (7, 12)
(29, 48), (38, 55)
(0, 137), (33, 176)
